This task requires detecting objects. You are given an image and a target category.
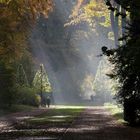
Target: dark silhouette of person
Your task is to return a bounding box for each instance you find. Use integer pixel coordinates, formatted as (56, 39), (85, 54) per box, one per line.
(46, 96), (51, 108)
(90, 95), (94, 101)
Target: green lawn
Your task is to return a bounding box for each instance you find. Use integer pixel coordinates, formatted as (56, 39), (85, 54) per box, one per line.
(104, 103), (125, 123)
(26, 108), (84, 125)
(0, 107), (84, 138)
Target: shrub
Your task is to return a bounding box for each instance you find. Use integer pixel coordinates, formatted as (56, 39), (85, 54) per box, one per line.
(0, 62), (16, 108)
(16, 85), (41, 107)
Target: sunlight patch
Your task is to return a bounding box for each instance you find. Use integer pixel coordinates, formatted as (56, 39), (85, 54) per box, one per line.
(51, 115), (71, 118)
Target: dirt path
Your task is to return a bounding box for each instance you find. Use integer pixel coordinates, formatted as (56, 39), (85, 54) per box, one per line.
(0, 106), (140, 140)
(61, 107), (140, 140)
(0, 108), (49, 132)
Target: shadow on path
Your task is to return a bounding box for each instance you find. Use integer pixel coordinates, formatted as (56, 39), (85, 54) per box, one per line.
(61, 107), (140, 140)
(0, 107), (140, 140)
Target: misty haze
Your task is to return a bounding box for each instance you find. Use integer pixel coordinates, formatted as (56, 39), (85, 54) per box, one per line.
(30, 0), (114, 105)
(0, 0), (140, 139)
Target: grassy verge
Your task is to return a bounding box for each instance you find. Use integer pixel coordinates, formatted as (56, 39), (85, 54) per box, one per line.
(104, 103), (125, 123)
(0, 107), (84, 138)
(26, 108), (84, 125)
(0, 104), (36, 116)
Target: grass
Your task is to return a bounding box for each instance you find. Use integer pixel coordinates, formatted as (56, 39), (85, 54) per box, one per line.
(0, 106), (84, 138)
(0, 104), (36, 116)
(104, 103), (125, 123)
(26, 108), (84, 125)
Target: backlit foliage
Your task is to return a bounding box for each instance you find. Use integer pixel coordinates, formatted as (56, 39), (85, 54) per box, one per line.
(33, 64), (52, 93)
(0, 0), (53, 63)
(0, 0), (53, 19)
(66, 0), (110, 27)
(81, 74), (94, 95)
(0, 0), (53, 107)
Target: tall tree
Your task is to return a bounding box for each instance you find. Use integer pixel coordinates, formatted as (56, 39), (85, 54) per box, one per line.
(0, 0), (53, 63)
(110, 1), (120, 47)
(33, 64), (52, 105)
(104, 0), (140, 125)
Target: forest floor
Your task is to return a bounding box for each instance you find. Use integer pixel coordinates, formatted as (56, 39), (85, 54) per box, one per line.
(0, 106), (140, 140)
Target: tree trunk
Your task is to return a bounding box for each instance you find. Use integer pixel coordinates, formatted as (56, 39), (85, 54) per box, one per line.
(110, 1), (120, 48)
(121, 7), (126, 45)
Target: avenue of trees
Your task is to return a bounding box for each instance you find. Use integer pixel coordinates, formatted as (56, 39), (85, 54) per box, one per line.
(0, 0), (140, 125)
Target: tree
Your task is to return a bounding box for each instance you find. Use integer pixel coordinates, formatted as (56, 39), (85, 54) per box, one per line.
(67, 0), (121, 47)
(103, 0), (140, 125)
(16, 64), (29, 86)
(93, 56), (114, 103)
(33, 64), (52, 106)
(0, 0), (53, 107)
(0, 62), (16, 108)
(81, 74), (94, 98)
(67, 0), (110, 28)
(0, 0), (53, 63)
(104, 0), (128, 47)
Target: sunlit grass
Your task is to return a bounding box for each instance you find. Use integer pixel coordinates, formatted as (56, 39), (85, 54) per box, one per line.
(0, 107), (84, 138)
(26, 108), (84, 125)
(52, 105), (86, 109)
(29, 116), (72, 124)
(104, 103), (125, 123)
(51, 104), (105, 108)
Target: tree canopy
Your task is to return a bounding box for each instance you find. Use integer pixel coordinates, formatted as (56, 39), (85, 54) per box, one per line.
(0, 0), (53, 107)
(103, 0), (140, 125)
(1, 0), (140, 126)
(0, 0), (53, 63)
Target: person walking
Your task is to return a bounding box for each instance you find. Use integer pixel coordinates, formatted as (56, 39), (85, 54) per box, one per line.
(46, 96), (51, 108)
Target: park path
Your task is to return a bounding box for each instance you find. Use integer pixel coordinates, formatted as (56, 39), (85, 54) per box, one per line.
(61, 107), (140, 140)
(0, 108), (49, 132)
(0, 106), (140, 140)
